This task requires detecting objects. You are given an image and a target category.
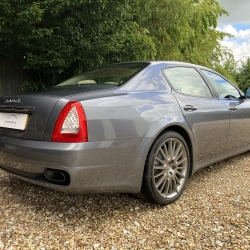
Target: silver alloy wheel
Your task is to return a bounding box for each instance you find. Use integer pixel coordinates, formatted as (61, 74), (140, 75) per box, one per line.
(153, 137), (188, 199)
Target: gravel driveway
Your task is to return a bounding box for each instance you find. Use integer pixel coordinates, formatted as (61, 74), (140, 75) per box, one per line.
(0, 152), (249, 250)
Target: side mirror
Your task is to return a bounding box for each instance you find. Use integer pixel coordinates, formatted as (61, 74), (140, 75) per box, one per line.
(244, 87), (250, 98)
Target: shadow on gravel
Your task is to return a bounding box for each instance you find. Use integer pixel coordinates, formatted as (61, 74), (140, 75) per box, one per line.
(0, 173), (158, 231)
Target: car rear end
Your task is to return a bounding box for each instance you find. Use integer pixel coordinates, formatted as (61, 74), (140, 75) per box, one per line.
(0, 90), (147, 194)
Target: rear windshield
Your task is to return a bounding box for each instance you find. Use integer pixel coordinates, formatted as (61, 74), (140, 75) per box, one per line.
(55, 62), (149, 87)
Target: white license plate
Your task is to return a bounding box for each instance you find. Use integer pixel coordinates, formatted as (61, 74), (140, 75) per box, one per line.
(0, 113), (29, 130)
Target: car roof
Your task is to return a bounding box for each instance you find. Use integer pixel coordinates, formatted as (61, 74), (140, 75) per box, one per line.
(149, 60), (210, 69)
(114, 60), (210, 70)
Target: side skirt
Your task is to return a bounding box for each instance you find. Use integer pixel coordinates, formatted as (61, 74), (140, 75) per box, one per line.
(192, 144), (250, 175)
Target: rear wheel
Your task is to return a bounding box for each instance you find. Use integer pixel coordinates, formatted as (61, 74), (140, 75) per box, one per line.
(140, 131), (190, 205)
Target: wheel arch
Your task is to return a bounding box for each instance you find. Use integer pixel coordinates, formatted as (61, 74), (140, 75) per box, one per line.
(143, 124), (194, 178)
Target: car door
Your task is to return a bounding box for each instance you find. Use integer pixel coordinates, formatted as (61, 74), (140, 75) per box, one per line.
(163, 66), (230, 162)
(201, 69), (250, 151)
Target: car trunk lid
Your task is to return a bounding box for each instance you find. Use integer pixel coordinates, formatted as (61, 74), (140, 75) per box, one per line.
(0, 94), (61, 140)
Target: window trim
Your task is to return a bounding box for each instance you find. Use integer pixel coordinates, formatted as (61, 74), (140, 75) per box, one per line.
(162, 66), (217, 99)
(199, 69), (244, 100)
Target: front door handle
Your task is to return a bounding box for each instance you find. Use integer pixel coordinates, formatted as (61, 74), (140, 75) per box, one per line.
(184, 105), (197, 112)
(229, 106), (237, 111)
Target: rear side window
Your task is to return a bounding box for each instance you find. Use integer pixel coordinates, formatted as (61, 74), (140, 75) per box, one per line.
(164, 67), (213, 98)
(201, 70), (240, 99)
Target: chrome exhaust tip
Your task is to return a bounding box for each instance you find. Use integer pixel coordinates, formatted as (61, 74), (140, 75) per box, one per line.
(44, 168), (70, 185)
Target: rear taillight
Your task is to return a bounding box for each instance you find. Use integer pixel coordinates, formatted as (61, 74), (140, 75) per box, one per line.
(51, 101), (88, 142)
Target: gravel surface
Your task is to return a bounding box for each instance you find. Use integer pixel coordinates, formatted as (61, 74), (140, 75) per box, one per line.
(0, 152), (249, 250)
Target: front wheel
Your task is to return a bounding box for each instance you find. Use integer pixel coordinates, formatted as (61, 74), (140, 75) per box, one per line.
(140, 131), (190, 205)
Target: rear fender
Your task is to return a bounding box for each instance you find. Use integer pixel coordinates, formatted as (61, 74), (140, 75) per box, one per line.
(137, 119), (195, 177)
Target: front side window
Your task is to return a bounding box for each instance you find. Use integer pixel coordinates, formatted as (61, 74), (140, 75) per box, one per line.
(201, 70), (240, 99)
(163, 67), (213, 98)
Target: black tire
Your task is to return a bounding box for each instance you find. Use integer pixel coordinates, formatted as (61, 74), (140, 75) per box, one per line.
(139, 131), (190, 205)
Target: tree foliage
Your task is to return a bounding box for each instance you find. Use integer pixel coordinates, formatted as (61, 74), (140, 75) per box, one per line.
(235, 57), (250, 91)
(212, 46), (238, 84)
(0, 0), (232, 87)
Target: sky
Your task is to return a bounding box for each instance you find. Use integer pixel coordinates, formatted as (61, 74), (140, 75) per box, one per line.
(217, 0), (250, 61)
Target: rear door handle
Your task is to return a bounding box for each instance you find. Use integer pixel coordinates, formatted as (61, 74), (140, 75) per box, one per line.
(229, 106), (237, 111)
(184, 105), (197, 112)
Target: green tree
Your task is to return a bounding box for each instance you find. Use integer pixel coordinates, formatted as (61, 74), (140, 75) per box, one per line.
(236, 57), (250, 91)
(0, 0), (232, 88)
(0, 0), (156, 85)
(135, 0), (229, 66)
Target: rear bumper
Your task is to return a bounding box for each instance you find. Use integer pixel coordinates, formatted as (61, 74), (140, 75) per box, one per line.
(0, 136), (150, 193)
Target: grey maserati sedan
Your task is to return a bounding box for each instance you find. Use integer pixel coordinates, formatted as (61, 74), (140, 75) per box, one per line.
(0, 61), (250, 205)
